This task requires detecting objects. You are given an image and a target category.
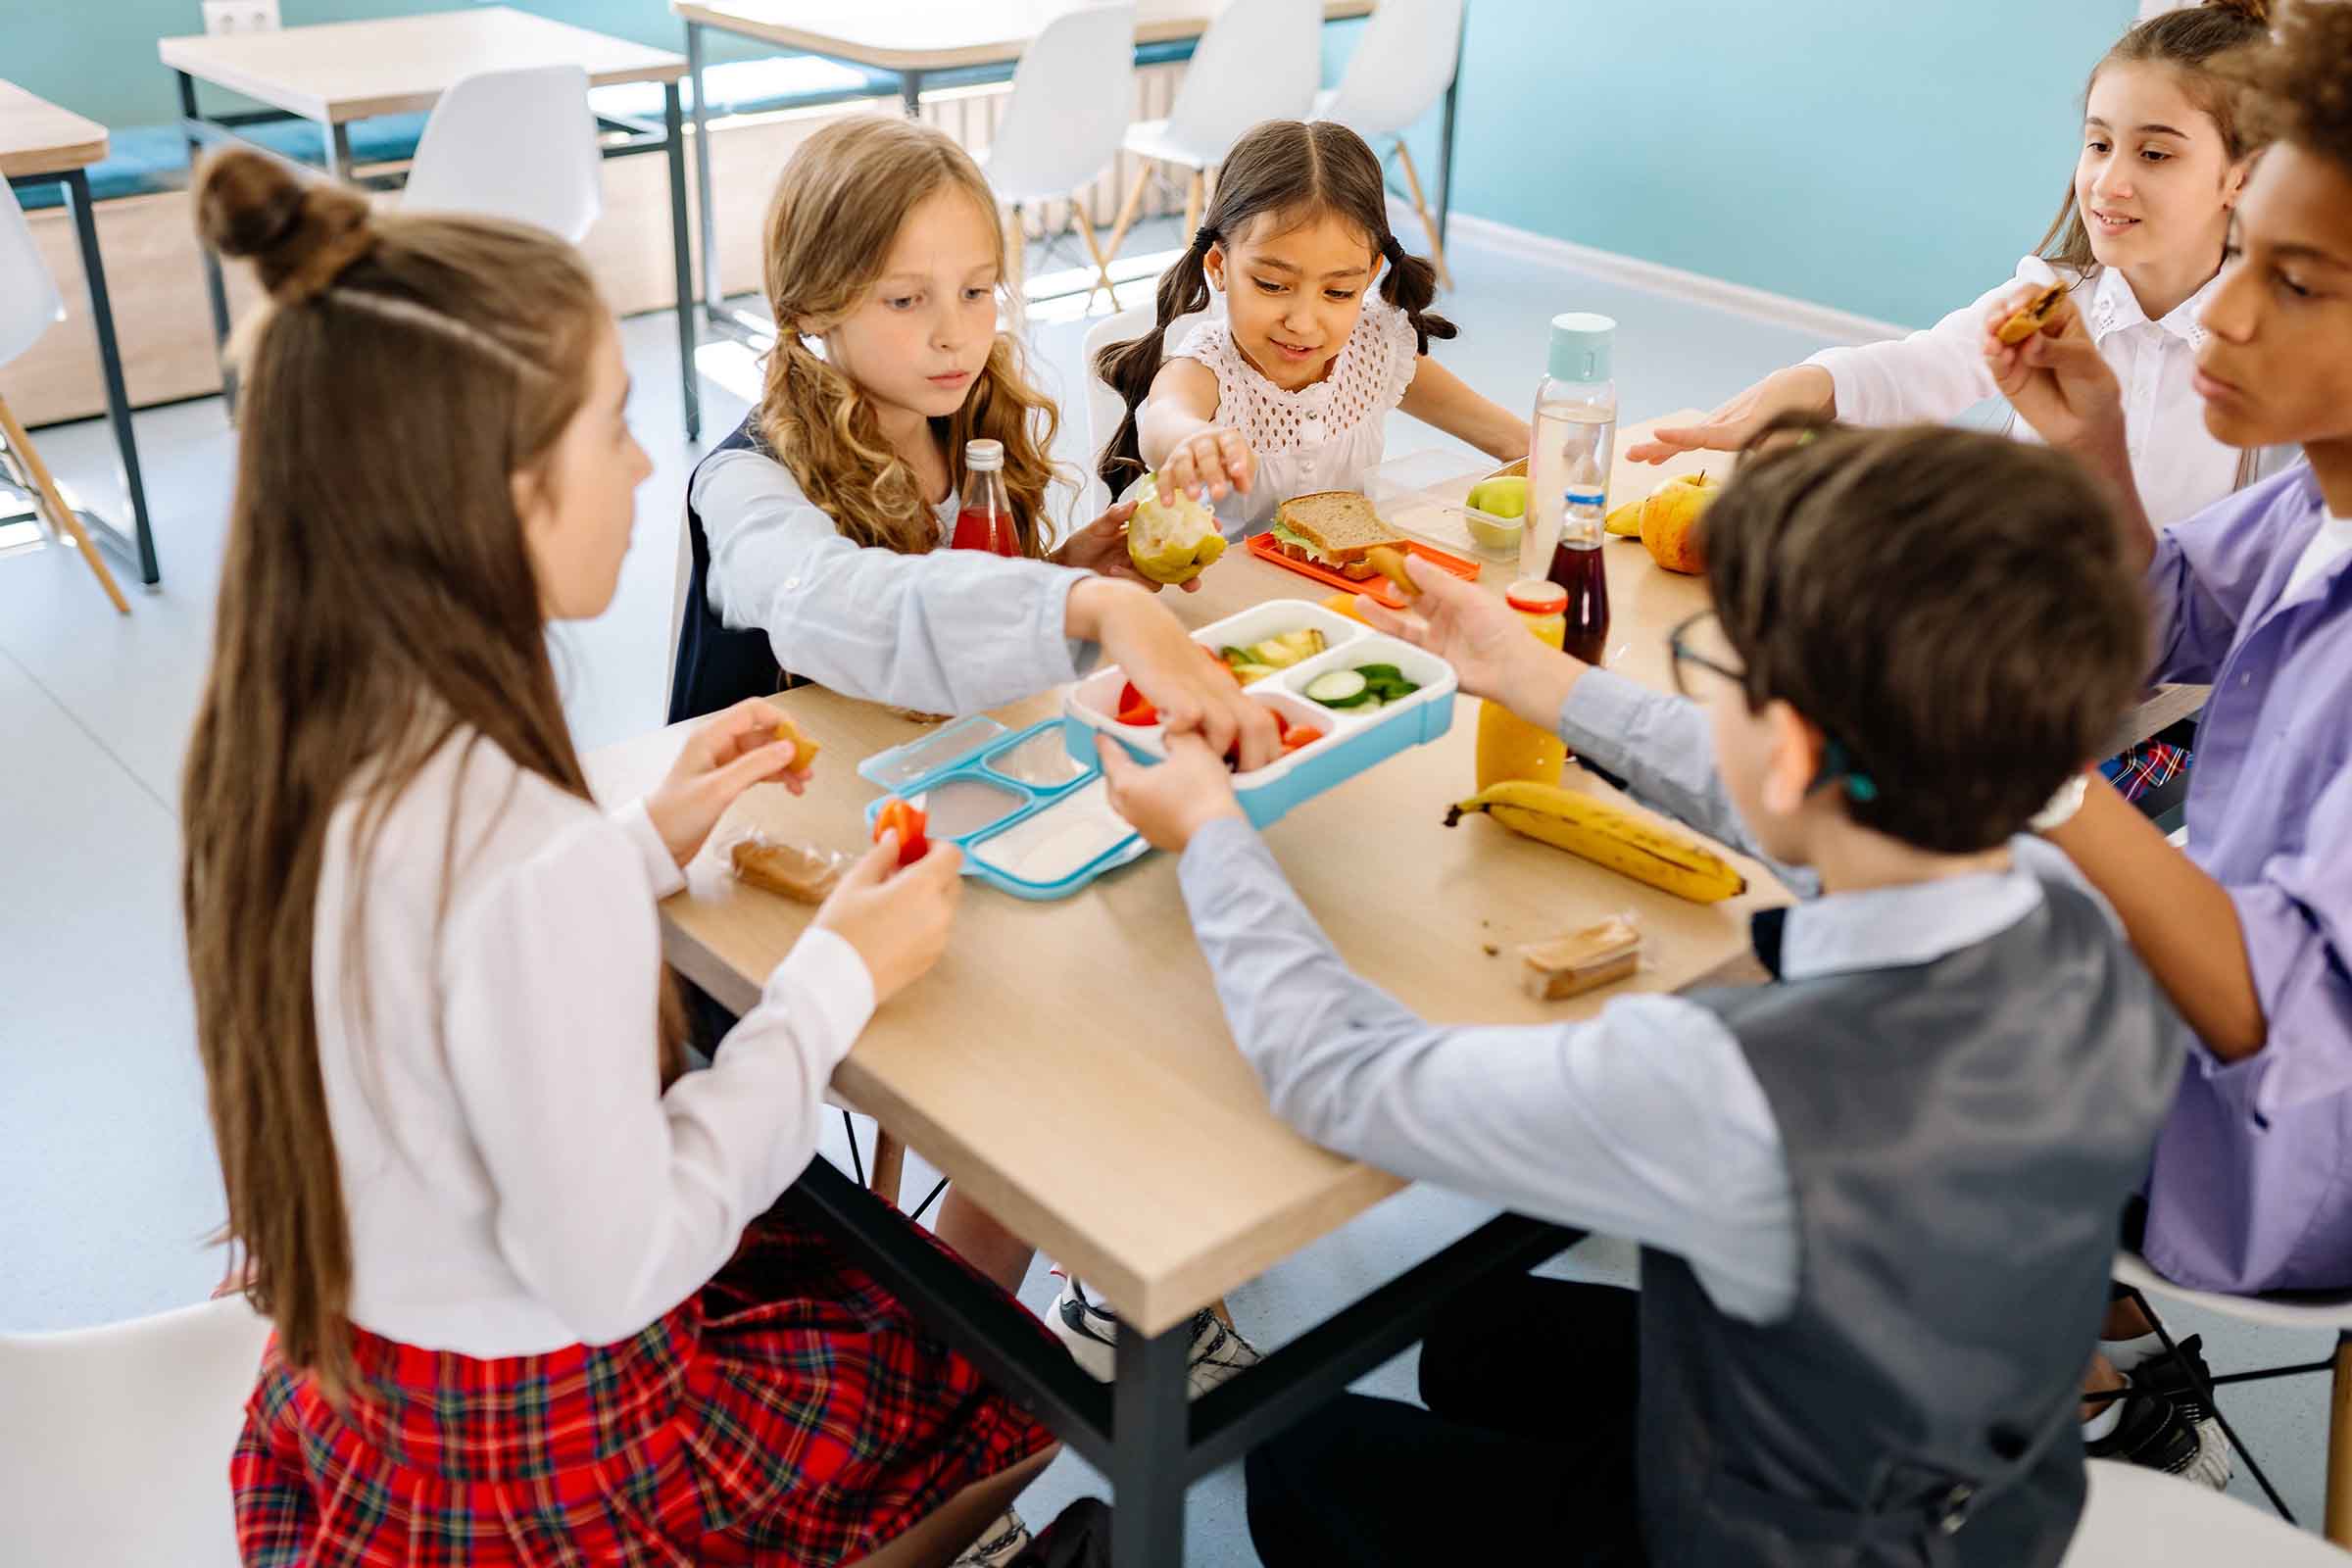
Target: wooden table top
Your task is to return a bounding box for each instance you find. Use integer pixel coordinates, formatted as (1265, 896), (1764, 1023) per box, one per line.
(583, 415), (1793, 1335)
(672, 0), (1376, 72)
(157, 6), (686, 125)
(0, 80), (108, 180)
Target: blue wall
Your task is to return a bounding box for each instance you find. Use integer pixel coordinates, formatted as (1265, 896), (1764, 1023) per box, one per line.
(11, 1), (2136, 328)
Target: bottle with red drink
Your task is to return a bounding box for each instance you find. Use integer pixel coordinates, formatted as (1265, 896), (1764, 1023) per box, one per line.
(951, 438), (1019, 556)
(1549, 513), (1611, 666)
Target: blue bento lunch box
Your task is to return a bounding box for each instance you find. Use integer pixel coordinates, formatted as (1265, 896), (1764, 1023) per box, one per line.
(857, 714), (1151, 902)
(860, 601), (1457, 900)
(1060, 599), (1458, 831)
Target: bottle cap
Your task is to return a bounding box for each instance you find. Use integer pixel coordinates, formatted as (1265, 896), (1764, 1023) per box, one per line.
(1506, 578), (1568, 614)
(964, 438), (1004, 472)
(1546, 312), (1615, 384)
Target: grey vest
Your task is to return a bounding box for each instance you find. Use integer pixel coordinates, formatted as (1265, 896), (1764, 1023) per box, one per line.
(1639, 885), (2180, 1567)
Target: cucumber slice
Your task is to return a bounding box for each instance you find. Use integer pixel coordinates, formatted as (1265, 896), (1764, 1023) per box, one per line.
(1305, 669), (1369, 706)
(1354, 662), (1403, 682)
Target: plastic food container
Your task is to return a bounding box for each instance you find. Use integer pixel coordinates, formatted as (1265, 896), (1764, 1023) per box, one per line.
(1061, 599), (1459, 830)
(1460, 455), (1530, 556)
(857, 716), (1149, 901)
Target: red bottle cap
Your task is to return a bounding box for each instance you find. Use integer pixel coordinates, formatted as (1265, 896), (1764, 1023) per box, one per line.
(1506, 579), (1568, 614)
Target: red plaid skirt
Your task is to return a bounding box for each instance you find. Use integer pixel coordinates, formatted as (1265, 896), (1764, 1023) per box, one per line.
(231, 1213), (1055, 1566)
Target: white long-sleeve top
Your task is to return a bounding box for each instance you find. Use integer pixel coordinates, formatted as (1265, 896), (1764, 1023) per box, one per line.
(1805, 259), (2239, 529)
(314, 729), (875, 1355)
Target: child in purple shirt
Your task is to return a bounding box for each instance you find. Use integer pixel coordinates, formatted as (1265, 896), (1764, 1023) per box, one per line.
(1988, 0), (2352, 1301)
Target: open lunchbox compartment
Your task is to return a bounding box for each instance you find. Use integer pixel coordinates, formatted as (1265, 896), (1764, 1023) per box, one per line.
(1060, 598), (1458, 829)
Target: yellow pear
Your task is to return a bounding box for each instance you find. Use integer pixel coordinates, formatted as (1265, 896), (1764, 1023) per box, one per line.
(1639, 470), (1721, 575)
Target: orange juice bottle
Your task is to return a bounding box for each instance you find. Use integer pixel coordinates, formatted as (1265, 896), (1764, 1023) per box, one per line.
(1475, 580), (1568, 790)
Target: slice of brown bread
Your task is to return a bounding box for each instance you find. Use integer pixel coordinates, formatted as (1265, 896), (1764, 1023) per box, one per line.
(1277, 491), (1404, 562)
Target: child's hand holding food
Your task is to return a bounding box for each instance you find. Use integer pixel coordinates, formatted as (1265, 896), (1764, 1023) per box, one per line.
(1095, 733), (1244, 854)
(644, 698), (815, 868)
(1070, 580), (1284, 770)
(812, 831), (964, 1005)
(1981, 285), (2126, 466)
(1161, 426), (1257, 504)
(1053, 499), (1200, 594)
(1358, 557), (1582, 721)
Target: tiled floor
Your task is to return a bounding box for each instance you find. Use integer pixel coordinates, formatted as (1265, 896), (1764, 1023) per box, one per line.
(1, 225), (2336, 1558)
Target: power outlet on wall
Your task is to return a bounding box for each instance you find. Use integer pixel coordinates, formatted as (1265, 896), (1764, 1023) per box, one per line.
(201, 0), (280, 36)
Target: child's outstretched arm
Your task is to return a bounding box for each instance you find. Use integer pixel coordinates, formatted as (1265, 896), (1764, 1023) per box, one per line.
(1397, 358), (1530, 463)
(1361, 560), (1812, 892)
(1094, 735), (1797, 1321)
(1139, 358), (1256, 503)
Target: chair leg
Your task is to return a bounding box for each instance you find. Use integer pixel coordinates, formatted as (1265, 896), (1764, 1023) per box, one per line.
(1071, 193), (1120, 313)
(1183, 170), (1205, 241)
(870, 1128), (907, 1209)
(2328, 1333), (2352, 1545)
(0, 394), (129, 615)
(1003, 202), (1028, 333)
(1393, 141), (1453, 292)
(1101, 163), (1153, 274)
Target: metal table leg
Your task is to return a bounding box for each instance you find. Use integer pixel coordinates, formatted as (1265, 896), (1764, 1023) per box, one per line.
(687, 21), (721, 316)
(180, 71), (238, 421)
(899, 70), (925, 121)
(662, 82), (702, 443)
(1111, 1319), (1192, 1568)
(1435, 10), (1463, 249)
(56, 169), (158, 585)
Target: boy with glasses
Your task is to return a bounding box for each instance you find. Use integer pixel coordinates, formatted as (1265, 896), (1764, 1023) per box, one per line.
(1095, 421), (2185, 1566)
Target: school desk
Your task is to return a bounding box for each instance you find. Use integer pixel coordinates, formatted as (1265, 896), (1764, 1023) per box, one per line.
(157, 7), (704, 439)
(583, 417), (1789, 1568)
(1, 81), (156, 585)
(664, 1), (1461, 331)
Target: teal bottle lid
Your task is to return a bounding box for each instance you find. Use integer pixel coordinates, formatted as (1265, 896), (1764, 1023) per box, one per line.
(1546, 312), (1615, 383)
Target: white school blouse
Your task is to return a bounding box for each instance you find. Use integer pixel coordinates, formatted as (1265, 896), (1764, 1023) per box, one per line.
(314, 728), (875, 1355)
(1805, 259), (2240, 530)
(1172, 294), (1422, 533)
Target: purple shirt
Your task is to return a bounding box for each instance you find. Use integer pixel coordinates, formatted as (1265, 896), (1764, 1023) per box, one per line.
(2138, 463), (2352, 1294)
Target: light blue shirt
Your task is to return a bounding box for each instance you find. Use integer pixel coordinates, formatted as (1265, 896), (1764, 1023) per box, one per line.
(1178, 667), (2079, 1324)
(694, 444), (1101, 716)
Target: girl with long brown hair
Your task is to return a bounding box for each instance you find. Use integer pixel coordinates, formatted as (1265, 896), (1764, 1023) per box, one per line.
(184, 146), (1076, 1566)
(1629, 0), (2279, 527)
(1095, 119), (1527, 533)
(673, 115), (1270, 763)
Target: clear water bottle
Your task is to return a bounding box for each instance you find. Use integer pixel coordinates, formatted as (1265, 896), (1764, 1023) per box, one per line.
(1521, 313), (1618, 583)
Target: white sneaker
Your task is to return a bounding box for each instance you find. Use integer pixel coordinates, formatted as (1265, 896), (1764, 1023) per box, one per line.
(1048, 1276), (1261, 1396)
(951, 1506), (1031, 1567)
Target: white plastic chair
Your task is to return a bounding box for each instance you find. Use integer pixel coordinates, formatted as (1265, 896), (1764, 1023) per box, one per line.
(1312, 0), (1464, 287)
(2058, 1458), (2350, 1564)
(2110, 1249), (2352, 1544)
(0, 178), (129, 612)
(403, 65), (602, 243)
(1102, 0), (1321, 266)
(1079, 298), (1212, 519)
(986, 3), (1137, 321)
(0, 1295), (273, 1566)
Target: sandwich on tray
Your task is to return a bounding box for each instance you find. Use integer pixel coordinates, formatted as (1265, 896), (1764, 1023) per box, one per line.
(1267, 491), (1407, 582)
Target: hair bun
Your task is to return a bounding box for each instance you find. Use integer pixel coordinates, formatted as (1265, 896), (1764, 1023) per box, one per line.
(2203, 0), (2272, 25)
(195, 148), (376, 304)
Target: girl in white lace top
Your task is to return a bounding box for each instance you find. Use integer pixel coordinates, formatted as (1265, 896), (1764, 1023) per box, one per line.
(1096, 121), (1528, 533)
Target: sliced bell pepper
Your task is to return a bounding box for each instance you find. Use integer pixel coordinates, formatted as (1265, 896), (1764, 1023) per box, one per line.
(873, 799), (929, 866)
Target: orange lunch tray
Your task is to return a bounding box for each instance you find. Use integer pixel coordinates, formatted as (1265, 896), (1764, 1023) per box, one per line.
(1246, 533), (1481, 609)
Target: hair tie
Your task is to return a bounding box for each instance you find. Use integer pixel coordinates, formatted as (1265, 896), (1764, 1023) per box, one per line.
(1381, 235), (1405, 267)
(1193, 225), (1219, 254)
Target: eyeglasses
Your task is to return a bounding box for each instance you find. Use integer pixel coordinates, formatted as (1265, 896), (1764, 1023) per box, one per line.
(1666, 610), (1880, 805)
(1667, 611), (1744, 700)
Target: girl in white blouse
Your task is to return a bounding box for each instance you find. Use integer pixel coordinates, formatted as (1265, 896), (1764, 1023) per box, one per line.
(1097, 120), (1529, 534)
(1628, 0), (2276, 530)
(185, 150), (1065, 1567)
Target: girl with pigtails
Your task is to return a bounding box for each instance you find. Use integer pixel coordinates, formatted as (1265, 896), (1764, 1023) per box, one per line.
(1096, 119), (1529, 532)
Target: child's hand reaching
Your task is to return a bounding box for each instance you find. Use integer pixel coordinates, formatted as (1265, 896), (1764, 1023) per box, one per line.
(1624, 367), (1836, 465)
(644, 698), (813, 868)
(1072, 580), (1285, 770)
(1095, 733), (1245, 854)
(1357, 558), (1583, 720)
(1161, 427), (1256, 504)
(812, 832), (964, 1005)
(1051, 499), (1201, 594)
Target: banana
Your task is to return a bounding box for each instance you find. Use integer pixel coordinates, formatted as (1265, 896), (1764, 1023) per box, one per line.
(1446, 780), (1748, 904)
